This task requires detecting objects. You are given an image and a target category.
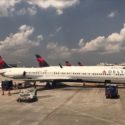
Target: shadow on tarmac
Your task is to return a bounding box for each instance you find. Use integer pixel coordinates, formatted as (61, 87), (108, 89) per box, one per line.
(37, 82), (70, 91)
(38, 95), (53, 99)
(37, 82), (125, 92)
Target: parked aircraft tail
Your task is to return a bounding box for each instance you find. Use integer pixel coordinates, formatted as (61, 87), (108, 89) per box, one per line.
(65, 61), (72, 66)
(35, 54), (50, 67)
(0, 56), (11, 69)
(78, 62), (83, 66)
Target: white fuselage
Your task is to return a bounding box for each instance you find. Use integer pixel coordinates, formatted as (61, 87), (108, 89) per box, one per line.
(0, 66), (125, 83)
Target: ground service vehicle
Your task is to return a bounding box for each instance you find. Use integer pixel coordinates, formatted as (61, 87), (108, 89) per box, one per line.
(105, 84), (119, 98)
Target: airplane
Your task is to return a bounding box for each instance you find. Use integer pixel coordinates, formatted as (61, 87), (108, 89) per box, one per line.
(65, 61), (72, 66)
(0, 56), (125, 88)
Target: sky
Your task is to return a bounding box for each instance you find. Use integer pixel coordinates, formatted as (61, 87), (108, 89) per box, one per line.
(0, 0), (125, 66)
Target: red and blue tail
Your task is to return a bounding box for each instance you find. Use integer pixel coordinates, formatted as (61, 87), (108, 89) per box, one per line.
(65, 61), (72, 66)
(0, 56), (11, 69)
(35, 54), (49, 67)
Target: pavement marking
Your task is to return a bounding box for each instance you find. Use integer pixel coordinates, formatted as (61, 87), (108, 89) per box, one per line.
(66, 101), (121, 125)
(40, 87), (82, 123)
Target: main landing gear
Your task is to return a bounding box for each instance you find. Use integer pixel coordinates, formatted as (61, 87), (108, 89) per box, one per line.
(45, 81), (57, 88)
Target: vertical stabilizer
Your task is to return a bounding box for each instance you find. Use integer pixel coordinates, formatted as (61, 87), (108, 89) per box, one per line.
(0, 56), (11, 69)
(65, 61), (72, 66)
(78, 62), (83, 66)
(35, 54), (49, 67)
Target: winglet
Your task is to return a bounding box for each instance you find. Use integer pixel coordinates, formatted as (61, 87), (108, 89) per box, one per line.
(59, 63), (63, 68)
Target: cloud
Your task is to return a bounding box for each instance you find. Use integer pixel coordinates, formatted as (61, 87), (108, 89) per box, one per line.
(0, 25), (40, 59)
(36, 35), (44, 42)
(46, 24), (125, 59)
(50, 26), (62, 37)
(0, 0), (21, 17)
(78, 38), (85, 47)
(57, 9), (63, 15)
(17, 6), (37, 16)
(107, 11), (118, 18)
(77, 24), (125, 54)
(27, 0), (80, 15)
(46, 42), (72, 59)
(0, 0), (80, 17)
(56, 26), (62, 32)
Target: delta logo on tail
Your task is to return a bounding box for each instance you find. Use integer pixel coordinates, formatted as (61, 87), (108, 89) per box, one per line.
(0, 56), (11, 69)
(35, 54), (49, 67)
(65, 61), (72, 66)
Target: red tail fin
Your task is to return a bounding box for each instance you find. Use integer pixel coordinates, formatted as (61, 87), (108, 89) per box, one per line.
(35, 54), (49, 67)
(0, 56), (11, 69)
(65, 61), (72, 66)
(78, 62), (83, 66)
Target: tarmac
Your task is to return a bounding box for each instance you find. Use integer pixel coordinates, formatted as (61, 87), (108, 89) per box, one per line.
(0, 82), (125, 125)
